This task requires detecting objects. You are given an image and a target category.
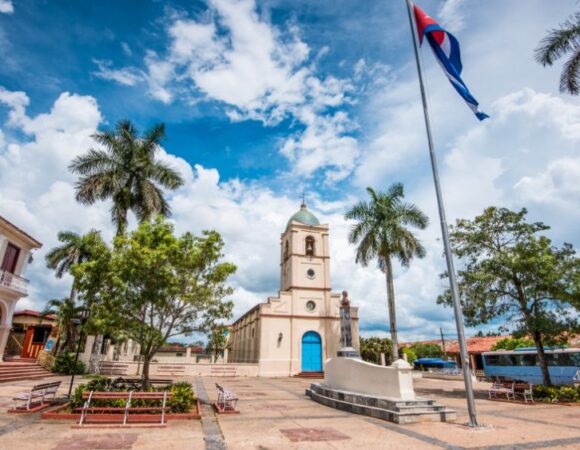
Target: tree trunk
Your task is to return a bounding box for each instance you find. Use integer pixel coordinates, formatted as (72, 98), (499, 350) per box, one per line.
(384, 256), (398, 357)
(532, 330), (552, 386)
(88, 334), (104, 374)
(141, 353), (152, 389)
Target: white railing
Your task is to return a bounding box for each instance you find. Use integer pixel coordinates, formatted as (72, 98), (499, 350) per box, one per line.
(0, 269), (29, 294)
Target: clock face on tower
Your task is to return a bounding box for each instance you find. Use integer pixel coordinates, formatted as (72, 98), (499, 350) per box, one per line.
(306, 268), (316, 279)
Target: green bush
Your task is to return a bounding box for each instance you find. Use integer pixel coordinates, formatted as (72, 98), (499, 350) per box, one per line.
(167, 382), (197, 413)
(52, 353), (86, 375)
(70, 378), (196, 413)
(533, 385), (580, 403)
(402, 347), (417, 365)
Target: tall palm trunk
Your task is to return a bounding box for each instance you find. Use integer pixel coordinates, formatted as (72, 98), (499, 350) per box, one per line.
(384, 255), (398, 357)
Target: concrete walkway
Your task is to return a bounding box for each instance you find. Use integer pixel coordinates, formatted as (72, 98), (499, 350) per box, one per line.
(0, 374), (577, 449)
(199, 376), (580, 449)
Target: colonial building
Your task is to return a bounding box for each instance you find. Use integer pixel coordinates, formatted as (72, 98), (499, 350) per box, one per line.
(0, 215), (42, 360)
(228, 202), (359, 376)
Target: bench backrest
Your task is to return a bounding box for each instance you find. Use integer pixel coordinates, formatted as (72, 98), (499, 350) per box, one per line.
(32, 381), (61, 393)
(82, 391), (172, 400)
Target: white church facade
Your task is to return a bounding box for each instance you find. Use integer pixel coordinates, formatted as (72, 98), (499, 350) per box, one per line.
(227, 202), (359, 377)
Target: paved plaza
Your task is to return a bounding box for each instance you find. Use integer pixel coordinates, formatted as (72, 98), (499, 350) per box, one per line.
(0, 375), (578, 449)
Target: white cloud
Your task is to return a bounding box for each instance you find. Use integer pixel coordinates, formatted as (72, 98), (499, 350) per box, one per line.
(99, 0), (359, 182)
(0, 87), (113, 310)
(515, 158), (580, 207)
(438, 0), (465, 32)
(0, 0), (13, 14)
(93, 60), (144, 86)
(120, 42), (132, 56)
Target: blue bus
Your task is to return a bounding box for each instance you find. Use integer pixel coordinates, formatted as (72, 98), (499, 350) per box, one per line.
(482, 348), (580, 385)
(413, 358), (457, 371)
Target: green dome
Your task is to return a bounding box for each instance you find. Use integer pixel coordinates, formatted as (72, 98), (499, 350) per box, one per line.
(287, 203), (320, 227)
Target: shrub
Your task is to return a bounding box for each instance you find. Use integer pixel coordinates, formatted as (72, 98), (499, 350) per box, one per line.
(402, 347), (417, 365)
(533, 385), (580, 403)
(70, 378), (196, 413)
(167, 382), (196, 413)
(53, 353), (86, 375)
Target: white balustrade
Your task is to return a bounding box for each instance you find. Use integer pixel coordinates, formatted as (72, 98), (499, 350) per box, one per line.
(0, 269), (29, 294)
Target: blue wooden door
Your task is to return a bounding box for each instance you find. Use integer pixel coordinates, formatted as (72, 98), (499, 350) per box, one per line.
(301, 331), (322, 371)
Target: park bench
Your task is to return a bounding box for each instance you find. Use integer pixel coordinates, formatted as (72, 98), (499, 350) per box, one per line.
(12, 381), (61, 411)
(214, 383), (239, 413)
(76, 391), (172, 426)
(99, 361), (129, 376)
(156, 364), (186, 377)
(488, 381), (515, 400)
(512, 383), (534, 403)
(112, 378), (173, 388)
(211, 366), (238, 377)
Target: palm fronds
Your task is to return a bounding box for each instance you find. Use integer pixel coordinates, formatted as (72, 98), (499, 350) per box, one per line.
(69, 120), (184, 235)
(535, 12), (580, 95)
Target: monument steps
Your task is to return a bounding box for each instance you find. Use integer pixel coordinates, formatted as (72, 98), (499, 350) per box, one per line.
(306, 383), (456, 424)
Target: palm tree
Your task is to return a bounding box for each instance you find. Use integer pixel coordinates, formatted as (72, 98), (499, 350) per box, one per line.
(345, 184), (429, 355)
(46, 230), (103, 303)
(46, 230), (105, 372)
(535, 12), (580, 95)
(69, 120), (184, 235)
(42, 297), (84, 353)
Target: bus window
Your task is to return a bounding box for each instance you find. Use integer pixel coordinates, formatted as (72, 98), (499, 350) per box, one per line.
(513, 354), (536, 366)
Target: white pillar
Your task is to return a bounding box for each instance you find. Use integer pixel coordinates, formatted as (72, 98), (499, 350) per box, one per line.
(0, 324), (10, 361)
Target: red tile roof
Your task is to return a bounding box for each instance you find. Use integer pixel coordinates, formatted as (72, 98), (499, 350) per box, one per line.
(446, 336), (508, 354)
(14, 309), (56, 320)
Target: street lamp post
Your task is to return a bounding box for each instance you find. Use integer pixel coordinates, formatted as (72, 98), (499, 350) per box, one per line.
(67, 309), (89, 398)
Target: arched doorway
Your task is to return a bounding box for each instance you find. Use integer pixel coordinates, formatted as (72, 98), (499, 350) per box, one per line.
(301, 331), (322, 372)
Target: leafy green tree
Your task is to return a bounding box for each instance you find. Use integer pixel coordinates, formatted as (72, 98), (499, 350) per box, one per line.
(69, 120), (184, 236)
(359, 337), (393, 365)
(73, 218), (236, 386)
(535, 12), (580, 95)
(438, 207), (580, 385)
(206, 325), (230, 362)
(42, 297), (84, 353)
(346, 184), (429, 352)
(492, 337), (535, 351)
(410, 343), (443, 359)
(474, 330), (501, 337)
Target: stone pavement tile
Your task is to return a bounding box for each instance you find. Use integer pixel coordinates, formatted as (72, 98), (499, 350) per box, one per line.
(399, 405), (580, 449)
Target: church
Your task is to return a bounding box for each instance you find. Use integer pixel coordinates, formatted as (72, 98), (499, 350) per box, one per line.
(227, 202), (359, 377)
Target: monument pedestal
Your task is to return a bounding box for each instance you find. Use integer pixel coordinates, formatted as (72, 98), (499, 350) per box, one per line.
(307, 358), (456, 424)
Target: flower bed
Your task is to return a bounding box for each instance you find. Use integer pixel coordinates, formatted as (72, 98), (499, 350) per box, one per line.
(42, 376), (201, 421)
(41, 399), (201, 421)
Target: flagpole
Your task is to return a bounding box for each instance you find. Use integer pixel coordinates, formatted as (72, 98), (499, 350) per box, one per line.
(405, 0), (478, 427)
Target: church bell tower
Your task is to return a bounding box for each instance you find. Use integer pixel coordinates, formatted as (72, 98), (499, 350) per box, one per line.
(280, 201), (330, 293)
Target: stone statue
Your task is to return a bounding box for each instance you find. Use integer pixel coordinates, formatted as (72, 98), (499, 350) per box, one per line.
(337, 291), (360, 358)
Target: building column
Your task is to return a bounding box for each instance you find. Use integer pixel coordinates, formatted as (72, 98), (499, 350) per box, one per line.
(0, 324), (11, 361)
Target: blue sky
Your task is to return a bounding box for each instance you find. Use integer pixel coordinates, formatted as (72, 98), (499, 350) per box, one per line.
(1, 0), (579, 342)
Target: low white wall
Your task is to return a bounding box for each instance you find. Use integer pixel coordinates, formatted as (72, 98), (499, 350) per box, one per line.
(99, 361), (260, 377)
(324, 358), (416, 400)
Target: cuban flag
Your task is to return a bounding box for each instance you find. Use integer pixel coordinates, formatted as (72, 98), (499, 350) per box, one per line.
(413, 4), (489, 121)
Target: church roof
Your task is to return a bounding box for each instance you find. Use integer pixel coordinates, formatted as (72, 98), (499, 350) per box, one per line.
(287, 202), (320, 227)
